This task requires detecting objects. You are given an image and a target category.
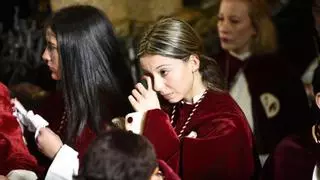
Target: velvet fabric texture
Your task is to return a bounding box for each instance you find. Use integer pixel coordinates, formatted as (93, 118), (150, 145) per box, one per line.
(0, 82), (38, 175)
(260, 130), (319, 180)
(213, 51), (312, 154)
(143, 90), (257, 180)
(158, 160), (181, 180)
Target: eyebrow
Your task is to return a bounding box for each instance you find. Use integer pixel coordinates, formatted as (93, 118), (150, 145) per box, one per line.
(229, 15), (241, 19)
(47, 41), (57, 47)
(218, 13), (241, 19)
(155, 64), (171, 70)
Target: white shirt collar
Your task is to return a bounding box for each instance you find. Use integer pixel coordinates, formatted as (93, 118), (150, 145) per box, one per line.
(229, 51), (251, 61)
(181, 89), (207, 105)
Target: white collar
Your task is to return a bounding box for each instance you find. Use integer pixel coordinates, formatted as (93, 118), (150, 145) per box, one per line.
(181, 89), (207, 105)
(229, 51), (251, 61)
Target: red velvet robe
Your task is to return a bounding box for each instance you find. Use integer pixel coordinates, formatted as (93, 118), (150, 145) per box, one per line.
(0, 83), (38, 175)
(260, 132), (318, 180)
(143, 90), (257, 180)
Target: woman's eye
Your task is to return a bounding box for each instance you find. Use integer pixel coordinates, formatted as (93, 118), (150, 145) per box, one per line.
(160, 70), (168, 77)
(46, 43), (57, 51)
(230, 19), (240, 24)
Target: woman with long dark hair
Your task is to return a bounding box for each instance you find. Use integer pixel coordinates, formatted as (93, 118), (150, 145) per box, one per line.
(25, 4), (133, 179)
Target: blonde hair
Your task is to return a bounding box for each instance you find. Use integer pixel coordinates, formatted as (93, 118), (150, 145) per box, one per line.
(138, 17), (225, 90)
(246, 0), (277, 54)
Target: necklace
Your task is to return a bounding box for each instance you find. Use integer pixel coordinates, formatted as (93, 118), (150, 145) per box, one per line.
(57, 109), (67, 135)
(170, 90), (208, 138)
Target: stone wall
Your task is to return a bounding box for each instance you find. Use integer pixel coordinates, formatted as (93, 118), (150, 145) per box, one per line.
(50, 0), (128, 23)
(50, 0), (182, 22)
(50, 0), (183, 36)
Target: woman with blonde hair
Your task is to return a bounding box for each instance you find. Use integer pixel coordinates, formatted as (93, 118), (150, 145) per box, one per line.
(125, 17), (258, 180)
(212, 0), (311, 165)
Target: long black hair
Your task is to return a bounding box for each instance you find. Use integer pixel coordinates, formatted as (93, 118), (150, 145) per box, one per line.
(44, 5), (133, 145)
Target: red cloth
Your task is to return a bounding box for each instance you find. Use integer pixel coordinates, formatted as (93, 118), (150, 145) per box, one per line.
(158, 160), (181, 180)
(260, 132), (318, 180)
(143, 90), (256, 180)
(0, 83), (38, 175)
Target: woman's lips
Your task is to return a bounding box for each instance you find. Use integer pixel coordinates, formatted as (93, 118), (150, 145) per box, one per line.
(220, 37), (231, 43)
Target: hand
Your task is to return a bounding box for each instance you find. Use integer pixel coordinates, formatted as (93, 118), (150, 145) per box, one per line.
(0, 175), (8, 180)
(36, 127), (63, 159)
(128, 76), (160, 112)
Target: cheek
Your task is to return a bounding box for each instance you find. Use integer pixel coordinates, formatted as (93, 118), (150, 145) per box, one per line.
(51, 56), (61, 79)
(169, 68), (193, 91)
(235, 25), (254, 42)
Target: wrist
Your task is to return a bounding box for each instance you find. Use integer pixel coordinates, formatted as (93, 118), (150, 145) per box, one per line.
(51, 143), (63, 159)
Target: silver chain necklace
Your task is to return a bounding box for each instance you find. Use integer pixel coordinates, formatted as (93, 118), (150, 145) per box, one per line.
(170, 90), (208, 138)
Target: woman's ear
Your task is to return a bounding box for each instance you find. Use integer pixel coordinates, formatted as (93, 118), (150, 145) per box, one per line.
(188, 55), (200, 72)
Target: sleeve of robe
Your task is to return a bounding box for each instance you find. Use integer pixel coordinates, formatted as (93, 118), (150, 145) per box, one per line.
(0, 83), (38, 175)
(260, 134), (317, 180)
(45, 145), (79, 180)
(142, 97), (255, 180)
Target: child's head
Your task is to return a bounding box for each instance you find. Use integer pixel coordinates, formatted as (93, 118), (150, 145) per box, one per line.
(76, 130), (160, 180)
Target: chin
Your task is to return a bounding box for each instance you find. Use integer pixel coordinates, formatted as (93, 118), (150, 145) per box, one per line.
(166, 97), (181, 104)
(51, 73), (61, 80)
(221, 44), (234, 51)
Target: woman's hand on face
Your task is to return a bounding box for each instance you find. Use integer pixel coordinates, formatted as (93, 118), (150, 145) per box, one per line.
(36, 127), (63, 159)
(128, 76), (160, 112)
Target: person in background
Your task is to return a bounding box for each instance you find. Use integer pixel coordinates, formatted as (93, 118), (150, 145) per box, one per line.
(212, 0), (311, 166)
(260, 64), (320, 180)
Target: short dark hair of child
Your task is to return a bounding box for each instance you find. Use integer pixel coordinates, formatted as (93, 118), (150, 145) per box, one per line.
(75, 129), (158, 180)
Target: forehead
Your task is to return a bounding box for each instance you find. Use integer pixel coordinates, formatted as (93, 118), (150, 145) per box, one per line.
(140, 55), (182, 70)
(219, 0), (249, 16)
(45, 28), (57, 42)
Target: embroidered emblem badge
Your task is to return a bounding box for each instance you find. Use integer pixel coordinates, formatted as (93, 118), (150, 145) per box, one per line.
(260, 93), (280, 118)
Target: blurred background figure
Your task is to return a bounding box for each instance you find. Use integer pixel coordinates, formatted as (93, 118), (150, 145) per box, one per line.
(260, 64), (320, 180)
(211, 0), (312, 166)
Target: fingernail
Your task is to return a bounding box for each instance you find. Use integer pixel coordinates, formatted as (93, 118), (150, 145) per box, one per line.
(127, 117), (133, 123)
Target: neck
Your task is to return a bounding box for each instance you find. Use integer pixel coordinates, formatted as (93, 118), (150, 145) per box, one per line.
(183, 72), (207, 104)
(229, 51), (251, 61)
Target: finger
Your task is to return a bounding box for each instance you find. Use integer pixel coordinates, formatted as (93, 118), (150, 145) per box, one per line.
(135, 83), (148, 96)
(131, 89), (143, 102)
(128, 95), (139, 111)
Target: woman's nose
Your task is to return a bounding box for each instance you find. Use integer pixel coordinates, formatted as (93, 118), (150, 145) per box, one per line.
(153, 76), (164, 92)
(218, 21), (230, 34)
(42, 48), (50, 63)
